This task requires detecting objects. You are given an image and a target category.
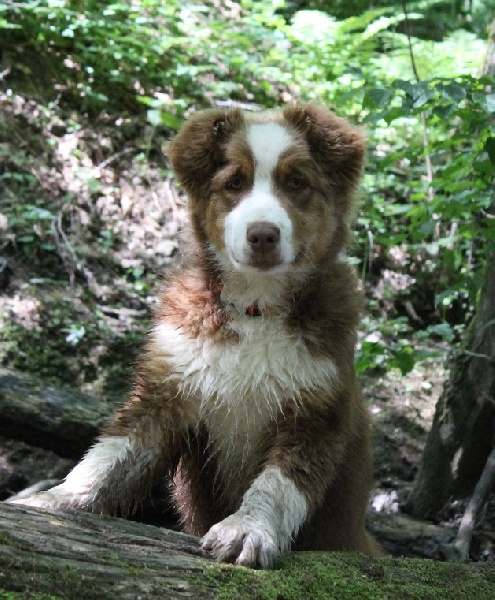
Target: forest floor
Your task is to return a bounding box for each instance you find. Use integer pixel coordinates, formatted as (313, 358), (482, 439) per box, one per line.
(0, 87), (479, 559)
(364, 355), (444, 511)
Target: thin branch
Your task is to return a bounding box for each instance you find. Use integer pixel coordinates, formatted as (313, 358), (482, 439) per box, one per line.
(401, 0), (420, 82)
(51, 214), (76, 286)
(454, 445), (495, 560)
(481, 20), (495, 77)
(97, 147), (134, 170)
(463, 350), (495, 366)
(401, 0), (434, 202)
(421, 114), (434, 202)
(367, 228), (374, 276)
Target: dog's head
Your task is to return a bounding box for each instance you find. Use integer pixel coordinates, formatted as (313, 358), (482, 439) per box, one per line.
(165, 104), (364, 275)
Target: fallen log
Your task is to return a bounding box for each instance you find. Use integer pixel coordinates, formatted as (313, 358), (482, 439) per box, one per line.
(0, 503), (213, 599)
(367, 511), (457, 560)
(0, 368), (114, 459)
(2, 503), (495, 600)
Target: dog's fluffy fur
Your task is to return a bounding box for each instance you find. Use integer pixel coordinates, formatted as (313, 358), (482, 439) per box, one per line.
(11, 104), (380, 567)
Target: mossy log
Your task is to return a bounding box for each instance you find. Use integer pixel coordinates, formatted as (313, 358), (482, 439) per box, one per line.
(0, 368), (113, 459)
(0, 503), (213, 599)
(366, 512), (456, 560)
(2, 504), (495, 600)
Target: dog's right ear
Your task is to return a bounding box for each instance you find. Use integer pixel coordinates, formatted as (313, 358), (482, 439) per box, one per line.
(164, 108), (244, 201)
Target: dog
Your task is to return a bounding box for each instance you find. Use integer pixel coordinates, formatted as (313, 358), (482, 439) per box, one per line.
(11, 103), (380, 567)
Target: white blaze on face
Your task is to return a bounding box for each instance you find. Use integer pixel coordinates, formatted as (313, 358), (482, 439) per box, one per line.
(224, 122), (295, 271)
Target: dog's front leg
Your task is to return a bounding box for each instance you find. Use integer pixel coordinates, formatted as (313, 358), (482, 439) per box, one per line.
(202, 465), (308, 568)
(10, 357), (191, 516)
(202, 398), (353, 568)
(9, 432), (165, 514)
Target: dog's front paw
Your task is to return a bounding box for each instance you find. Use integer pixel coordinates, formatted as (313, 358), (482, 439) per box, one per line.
(202, 513), (280, 568)
(9, 488), (74, 510)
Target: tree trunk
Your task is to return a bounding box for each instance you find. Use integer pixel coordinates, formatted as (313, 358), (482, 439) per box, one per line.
(407, 249), (495, 518)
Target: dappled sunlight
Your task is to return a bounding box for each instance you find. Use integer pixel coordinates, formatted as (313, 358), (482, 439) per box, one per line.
(0, 0), (494, 570)
(0, 294), (41, 330)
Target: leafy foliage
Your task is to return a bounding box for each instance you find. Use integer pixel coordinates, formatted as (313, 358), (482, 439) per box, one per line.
(1, 0), (494, 381)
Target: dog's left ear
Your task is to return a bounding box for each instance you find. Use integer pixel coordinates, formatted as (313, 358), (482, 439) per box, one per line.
(164, 108), (244, 201)
(284, 103), (365, 203)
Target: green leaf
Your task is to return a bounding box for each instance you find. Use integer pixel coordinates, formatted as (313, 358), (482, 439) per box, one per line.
(441, 82), (467, 104)
(432, 104), (456, 119)
(160, 112), (183, 130)
(363, 88), (393, 109)
(383, 106), (409, 123)
(146, 109), (163, 126)
(484, 137), (495, 166)
(426, 323), (454, 342)
(418, 220), (436, 236)
(412, 88), (435, 110)
(22, 207), (54, 221)
(485, 93), (495, 113)
(391, 348), (415, 375)
(383, 204), (412, 216)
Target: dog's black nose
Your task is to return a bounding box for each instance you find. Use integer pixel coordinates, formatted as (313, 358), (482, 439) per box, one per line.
(247, 222), (281, 254)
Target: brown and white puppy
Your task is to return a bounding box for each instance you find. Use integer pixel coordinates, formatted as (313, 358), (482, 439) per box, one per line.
(11, 104), (380, 567)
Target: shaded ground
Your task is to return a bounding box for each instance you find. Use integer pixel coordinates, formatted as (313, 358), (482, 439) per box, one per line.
(365, 354), (446, 514)
(0, 89), (186, 399)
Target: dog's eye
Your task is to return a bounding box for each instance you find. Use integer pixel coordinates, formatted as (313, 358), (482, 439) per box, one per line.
(228, 176), (244, 190)
(288, 176), (304, 190)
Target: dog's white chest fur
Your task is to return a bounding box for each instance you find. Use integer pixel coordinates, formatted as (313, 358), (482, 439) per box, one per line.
(153, 318), (337, 479)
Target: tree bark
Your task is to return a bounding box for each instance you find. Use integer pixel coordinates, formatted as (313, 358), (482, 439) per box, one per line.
(407, 252), (495, 518)
(454, 445), (495, 560)
(0, 368), (114, 459)
(0, 503), (215, 599)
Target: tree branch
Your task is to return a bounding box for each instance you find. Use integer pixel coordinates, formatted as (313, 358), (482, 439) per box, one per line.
(453, 445), (495, 560)
(401, 0), (434, 202)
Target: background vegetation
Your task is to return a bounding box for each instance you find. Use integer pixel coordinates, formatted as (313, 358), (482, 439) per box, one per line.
(0, 0), (494, 390)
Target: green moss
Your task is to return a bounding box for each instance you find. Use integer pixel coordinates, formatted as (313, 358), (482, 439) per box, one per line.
(3, 550), (495, 599)
(0, 558), (115, 600)
(0, 532), (13, 545)
(51, 564), (115, 600)
(205, 553), (495, 600)
(0, 589), (60, 600)
(0, 300), (142, 400)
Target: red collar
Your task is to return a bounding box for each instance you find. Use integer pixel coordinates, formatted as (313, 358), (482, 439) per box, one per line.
(245, 302), (263, 317)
